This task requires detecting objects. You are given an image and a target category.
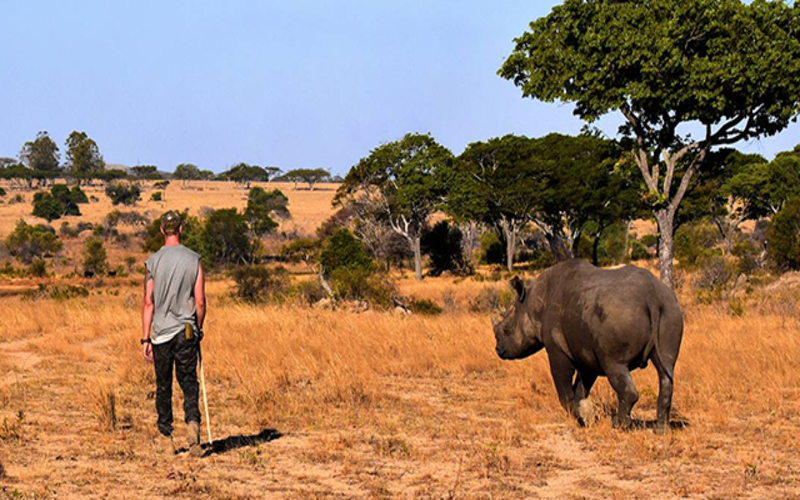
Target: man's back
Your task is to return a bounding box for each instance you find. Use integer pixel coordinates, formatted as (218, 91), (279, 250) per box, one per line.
(145, 244), (200, 345)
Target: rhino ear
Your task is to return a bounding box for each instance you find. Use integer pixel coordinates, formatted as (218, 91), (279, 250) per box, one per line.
(510, 276), (526, 303)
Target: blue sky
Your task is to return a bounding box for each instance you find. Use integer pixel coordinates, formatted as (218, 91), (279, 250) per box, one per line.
(0, 1), (797, 175)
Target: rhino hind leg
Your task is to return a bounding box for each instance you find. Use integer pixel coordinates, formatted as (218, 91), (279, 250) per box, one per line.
(606, 367), (639, 430)
(651, 355), (675, 434)
(572, 372), (598, 427)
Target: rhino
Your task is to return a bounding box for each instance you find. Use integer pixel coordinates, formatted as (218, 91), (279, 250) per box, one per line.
(492, 259), (683, 433)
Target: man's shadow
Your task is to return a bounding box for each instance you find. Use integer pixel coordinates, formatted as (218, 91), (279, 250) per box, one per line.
(176, 428), (282, 457)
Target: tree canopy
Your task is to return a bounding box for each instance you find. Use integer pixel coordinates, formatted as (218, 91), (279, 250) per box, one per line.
(65, 131), (104, 179)
(499, 0), (800, 286)
(284, 168), (330, 190)
(245, 187), (290, 237)
(20, 131), (60, 172)
(336, 133), (454, 280)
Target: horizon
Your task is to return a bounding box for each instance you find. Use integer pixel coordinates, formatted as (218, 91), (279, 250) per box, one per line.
(1, 0), (798, 175)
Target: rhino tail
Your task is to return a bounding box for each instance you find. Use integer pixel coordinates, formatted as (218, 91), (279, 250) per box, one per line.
(644, 298), (673, 382)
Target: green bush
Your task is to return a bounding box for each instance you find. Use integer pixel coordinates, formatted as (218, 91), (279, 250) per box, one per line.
(28, 259), (47, 277)
(230, 265), (289, 303)
(31, 185), (87, 222)
(0, 187), (6, 197)
(479, 231), (505, 266)
(421, 221), (471, 276)
(640, 234), (658, 248)
(674, 222), (720, 269)
(5, 221), (63, 264)
(320, 228), (373, 273)
(83, 238), (108, 276)
(408, 298), (443, 316)
(150, 191), (162, 201)
(629, 238), (651, 261)
(768, 198), (800, 271)
(329, 267), (393, 308)
(105, 182), (141, 206)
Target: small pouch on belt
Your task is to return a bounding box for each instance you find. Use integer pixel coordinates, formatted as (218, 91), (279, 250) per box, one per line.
(185, 323), (193, 341)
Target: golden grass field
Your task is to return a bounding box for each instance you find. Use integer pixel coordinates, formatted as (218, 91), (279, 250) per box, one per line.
(1, 181), (800, 499)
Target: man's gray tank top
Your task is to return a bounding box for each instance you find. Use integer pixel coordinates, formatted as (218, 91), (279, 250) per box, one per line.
(144, 244), (201, 345)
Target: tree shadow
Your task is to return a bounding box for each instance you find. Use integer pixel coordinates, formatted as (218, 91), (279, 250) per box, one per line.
(176, 428), (282, 457)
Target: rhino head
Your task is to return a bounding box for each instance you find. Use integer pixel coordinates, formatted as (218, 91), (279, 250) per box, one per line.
(492, 275), (545, 360)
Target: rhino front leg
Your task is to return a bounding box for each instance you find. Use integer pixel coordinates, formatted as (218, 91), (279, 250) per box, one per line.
(547, 350), (579, 419)
(605, 366), (639, 430)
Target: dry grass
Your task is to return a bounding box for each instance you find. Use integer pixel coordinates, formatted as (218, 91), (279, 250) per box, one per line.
(0, 276), (798, 498)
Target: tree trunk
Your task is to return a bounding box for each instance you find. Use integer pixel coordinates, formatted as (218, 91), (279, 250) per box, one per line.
(412, 235), (423, 280)
(459, 221), (478, 266)
(592, 234), (601, 266)
(503, 224), (516, 272)
(655, 209), (676, 288)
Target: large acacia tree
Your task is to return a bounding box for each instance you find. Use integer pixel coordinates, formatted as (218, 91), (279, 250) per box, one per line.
(335, 133), (453, 280)
(500, 0), (800, 287)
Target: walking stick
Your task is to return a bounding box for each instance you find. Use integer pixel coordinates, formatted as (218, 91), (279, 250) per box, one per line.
(199, 345), (213, 445)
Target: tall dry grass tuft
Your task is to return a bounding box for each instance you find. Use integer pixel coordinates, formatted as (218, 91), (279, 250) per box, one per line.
(86, 382), (118, 431)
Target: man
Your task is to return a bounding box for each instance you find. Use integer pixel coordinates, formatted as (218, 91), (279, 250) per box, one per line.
(141, 210), (206, 457)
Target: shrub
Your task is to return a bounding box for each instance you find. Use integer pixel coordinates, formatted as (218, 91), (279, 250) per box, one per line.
(0, 187), (5, 197)
(329, 267), (393, 308)
(731, 238), (762, 276)
(9, 193), (24, 204)
(768, 198), (800, 271)
(640, 234), (659, 248)
(421, 221), (471, 276)
(469, 287), (514, 313)
(25, 284), (89, 301)
(290, 279), (328, 305)
(32, 185), (87, 221)
(479, 231), (505, 265)
(629, 238), (651, 261)
(31, 192), (64, 221)
(5, 221), (62, 264)
(105, 182), (141, 206)
(674, 222), (720, 269)
(83, 238), (108, 276)
(150, 191), (162, 201)
(154, 180), (170, 190)
(59, 222), (79, 238)
(320, 229), (373, 273)
(408, 298), (443, 315)
(28, 259), (47, 277)
(231, 265), (289, 303)
(694, 255), (733, 291)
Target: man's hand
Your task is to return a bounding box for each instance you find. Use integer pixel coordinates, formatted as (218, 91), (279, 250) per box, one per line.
(143, 342), (153, 363)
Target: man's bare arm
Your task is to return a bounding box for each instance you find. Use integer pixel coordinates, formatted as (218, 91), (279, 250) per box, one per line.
(194, 260), (206, 330)
(142, 268), (155, 362)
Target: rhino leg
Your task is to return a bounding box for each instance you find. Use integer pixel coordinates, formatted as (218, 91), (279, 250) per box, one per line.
(547, 350), (579, 419)
(573, 371), (597, 401)
(606, 366), (639, 430)
(651, 356), (674, 434)
(573, 372), (598, 427)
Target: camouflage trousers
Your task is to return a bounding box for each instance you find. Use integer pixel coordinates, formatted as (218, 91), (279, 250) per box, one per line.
(152, 332), (200, 437)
